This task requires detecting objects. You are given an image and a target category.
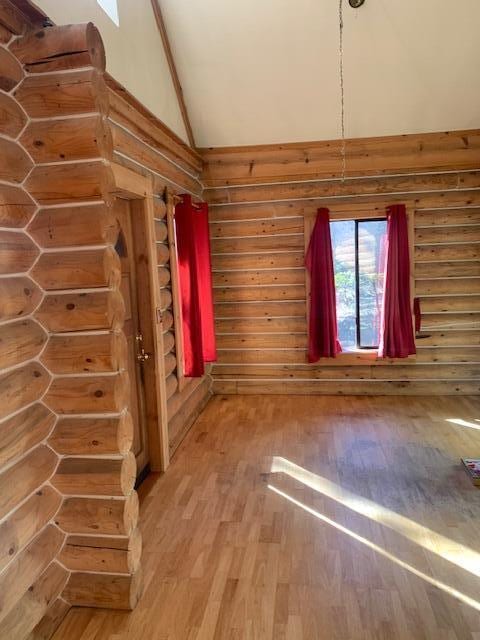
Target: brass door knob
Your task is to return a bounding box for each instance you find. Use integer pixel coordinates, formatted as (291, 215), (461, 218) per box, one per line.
(137, 348), (150, 363)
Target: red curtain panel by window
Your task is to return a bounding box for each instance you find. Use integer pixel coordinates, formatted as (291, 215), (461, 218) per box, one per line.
(175, 194), (216, 376)
(379, 204), (416, 358)
(305, 208), (342, 360)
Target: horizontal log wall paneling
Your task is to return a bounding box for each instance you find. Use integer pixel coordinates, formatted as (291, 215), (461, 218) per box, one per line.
(105, 75), (212, 453)
(201, 130), (480, 395)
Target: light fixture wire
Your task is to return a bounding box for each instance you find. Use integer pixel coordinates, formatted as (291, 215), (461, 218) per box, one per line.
(338, 0), (346, 182)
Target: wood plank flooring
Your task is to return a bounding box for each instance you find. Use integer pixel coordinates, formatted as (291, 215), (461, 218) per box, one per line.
(53, 395), (480, 639)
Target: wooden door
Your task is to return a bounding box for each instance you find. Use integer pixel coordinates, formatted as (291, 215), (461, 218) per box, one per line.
(114, 197), (150, 478)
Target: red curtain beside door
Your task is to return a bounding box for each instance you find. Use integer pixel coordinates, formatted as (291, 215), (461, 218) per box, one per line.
(175, 194), (217, 377)
(194, 202), (216, 362)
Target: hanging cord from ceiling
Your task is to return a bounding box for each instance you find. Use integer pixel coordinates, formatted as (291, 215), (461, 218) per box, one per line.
(338, 0), (346, 182)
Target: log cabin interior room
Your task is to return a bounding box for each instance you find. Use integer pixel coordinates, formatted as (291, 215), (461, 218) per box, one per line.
(0, 0), (479, 638)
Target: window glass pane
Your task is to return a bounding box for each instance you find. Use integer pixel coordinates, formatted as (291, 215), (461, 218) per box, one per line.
(358, 220), (387, 348)
(330, 220), (356, 350)
(97, 0), (119, 26)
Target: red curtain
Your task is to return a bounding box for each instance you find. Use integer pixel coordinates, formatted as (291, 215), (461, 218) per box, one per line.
(305, 208), (342, 361)
(194, 202), (216, 362)
(379, 204), (416, 358)
(175, 194), (216, 376)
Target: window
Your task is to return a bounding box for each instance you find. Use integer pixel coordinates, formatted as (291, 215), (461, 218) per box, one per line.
(330, 218), (387, 350)
(96, 0), (119, 26)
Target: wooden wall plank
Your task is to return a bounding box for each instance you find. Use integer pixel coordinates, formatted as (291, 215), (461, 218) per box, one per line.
(200, 130), (480, 186)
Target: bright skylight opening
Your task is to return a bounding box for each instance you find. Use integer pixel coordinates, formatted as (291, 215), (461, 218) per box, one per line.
(96, 0), (119, 26)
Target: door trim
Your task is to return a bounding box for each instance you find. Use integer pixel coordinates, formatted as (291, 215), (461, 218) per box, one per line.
(111, 162), (170, 472)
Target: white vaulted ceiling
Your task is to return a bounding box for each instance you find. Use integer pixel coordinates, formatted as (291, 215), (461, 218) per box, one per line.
(160, 0), (480, 147)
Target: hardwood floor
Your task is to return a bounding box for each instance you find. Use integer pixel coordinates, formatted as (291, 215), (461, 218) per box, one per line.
(53, 394), (480, 640)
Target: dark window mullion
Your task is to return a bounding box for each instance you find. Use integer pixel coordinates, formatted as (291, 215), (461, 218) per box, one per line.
(354, 220), (360, 349)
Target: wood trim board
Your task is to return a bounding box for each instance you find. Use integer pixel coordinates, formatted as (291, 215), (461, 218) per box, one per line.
(111, 162), (169, 471)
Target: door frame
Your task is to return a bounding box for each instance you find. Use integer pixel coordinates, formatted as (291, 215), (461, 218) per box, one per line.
(111, 162), (170, 472)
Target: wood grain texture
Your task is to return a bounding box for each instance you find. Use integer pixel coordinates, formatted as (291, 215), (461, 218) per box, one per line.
(28, 204), (118, 249)
(0, 230), (38, 274)
(0, 363), (50, 420)
(0, 561), (68, 640)
(32, 247), (121, 291)
(0, 403), (55, 468)
(52, 452), (136, 497)
(205, 170), (480, 205)
(106, 78), (201, 174)
(52, 395), (480, 639)
(56, 493), (139, 536)
(59, 529), (141, 574)
(0, 137), (32, 182)
(48, 413), (133, 456)
(110, 122), (201, 195)
(21, 115), (113, 163)
(10, 23), (106, 73)
(0, 485), (61, 574)
(14, 68), (109, 118)
(0, 445), (57, 522)
(0, 319), (46, 370)
(35, 290), (125, 332)
(0, 44), (22, 90)
(25, 161), (114, 205)
(200, 130), (480, 185)
(0, 91), (26, 137)
(0, 525), (64, 625)
(27, 597), (70, 640)
(0, 0), (29, 35)
(62, 569), (142, 610)
(0, 185), (36, 228)
(44, 372), (128, 414)
(41, 331), (126, 374)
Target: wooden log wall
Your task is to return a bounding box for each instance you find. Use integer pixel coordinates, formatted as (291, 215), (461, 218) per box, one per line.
(1, 5), (213, 635)
(0, 7), (144, 638)
(200, 132), (480, 395)
(106, 76), (212, 455)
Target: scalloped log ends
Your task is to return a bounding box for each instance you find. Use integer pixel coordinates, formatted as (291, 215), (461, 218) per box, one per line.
(14, 69), (109, 118)
(0, 230), (38, 274)
(21, 115), (114, 163)
(28, 204), (119, 248)
(0, 12), (144, 636)
(0, 186), (36, 227)
(0, 91), (26, 136)
(0, 137), (32, 182)
(56, 492), (139, 536)
(0, 46), (22, 90)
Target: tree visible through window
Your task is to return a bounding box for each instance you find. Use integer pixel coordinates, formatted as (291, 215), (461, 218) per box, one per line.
(330, 218), (387, 350)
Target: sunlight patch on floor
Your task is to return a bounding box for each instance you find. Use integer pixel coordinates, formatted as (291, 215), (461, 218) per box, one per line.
(446, 418), (480, 430)
(270, 456), (480, 579)
(268, 483), (480, 613)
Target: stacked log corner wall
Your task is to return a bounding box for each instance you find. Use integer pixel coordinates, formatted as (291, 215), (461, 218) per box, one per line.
(0, 12), (143, 639)
(200, 133), (480, 395)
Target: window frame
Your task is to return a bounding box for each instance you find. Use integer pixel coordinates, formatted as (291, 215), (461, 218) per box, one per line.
(304, 203), (416, 363)
(350, 216), (386, 350)
(165, 189), (188, 392)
